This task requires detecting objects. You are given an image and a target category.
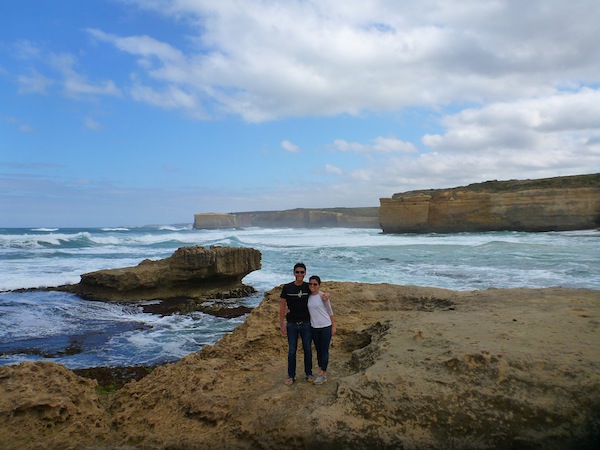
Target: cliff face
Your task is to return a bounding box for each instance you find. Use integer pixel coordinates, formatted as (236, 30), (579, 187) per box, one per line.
(193, 213), (237, 229)
(1, 283), (599, 449)
(194, 207), (380, 229)
(380, 174), (600, 233)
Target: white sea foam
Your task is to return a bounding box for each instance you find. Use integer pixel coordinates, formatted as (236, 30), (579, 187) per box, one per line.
(158, 225), (192, 231)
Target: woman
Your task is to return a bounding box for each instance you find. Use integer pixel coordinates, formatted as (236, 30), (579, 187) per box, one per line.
(307, 275), (336, 385)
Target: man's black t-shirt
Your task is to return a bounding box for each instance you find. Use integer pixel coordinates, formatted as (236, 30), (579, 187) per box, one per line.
(280, 281), (311, 323)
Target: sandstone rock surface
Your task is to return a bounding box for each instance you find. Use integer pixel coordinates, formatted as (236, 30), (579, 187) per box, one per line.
(60, 246), (261, 301)
(380, 173), (600, 233)
(194, 207), (380, 229)
(1, 283), (599, 449)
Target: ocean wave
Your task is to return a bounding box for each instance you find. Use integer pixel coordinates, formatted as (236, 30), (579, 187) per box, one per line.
(30, 228), (59, 232)
(158, 225), (192, 231)
(0, 231), (96, 249)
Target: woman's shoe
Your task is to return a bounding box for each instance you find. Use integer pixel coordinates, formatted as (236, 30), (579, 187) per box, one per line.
(313, 375), (327, 385)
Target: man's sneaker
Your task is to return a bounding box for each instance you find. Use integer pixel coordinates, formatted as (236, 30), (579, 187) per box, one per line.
(313, 375), (327, 385)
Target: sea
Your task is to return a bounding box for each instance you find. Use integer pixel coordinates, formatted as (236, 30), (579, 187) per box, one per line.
(1, 225), (599, 369)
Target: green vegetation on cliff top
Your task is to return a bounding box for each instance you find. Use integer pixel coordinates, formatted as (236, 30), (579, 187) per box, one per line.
(393, 173), (600, 197)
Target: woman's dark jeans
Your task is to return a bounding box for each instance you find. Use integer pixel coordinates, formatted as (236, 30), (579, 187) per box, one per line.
(312, 325), (332, 372)
(286, 321), (312, 379)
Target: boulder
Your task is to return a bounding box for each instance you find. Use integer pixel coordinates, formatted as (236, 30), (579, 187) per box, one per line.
(61, 246), (261, 301)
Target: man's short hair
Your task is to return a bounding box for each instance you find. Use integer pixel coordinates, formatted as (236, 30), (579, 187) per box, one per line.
(293, 262), (306, 271)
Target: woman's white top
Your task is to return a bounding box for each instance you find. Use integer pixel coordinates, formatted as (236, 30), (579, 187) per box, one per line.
(307, 293), (334, 329)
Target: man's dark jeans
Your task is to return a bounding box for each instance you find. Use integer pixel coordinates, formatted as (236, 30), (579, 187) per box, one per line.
(286, 321), (312, 379)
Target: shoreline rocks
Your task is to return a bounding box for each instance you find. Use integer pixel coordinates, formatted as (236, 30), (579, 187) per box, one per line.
(1, 283), (599, 449)
(56, 245), (261, 302)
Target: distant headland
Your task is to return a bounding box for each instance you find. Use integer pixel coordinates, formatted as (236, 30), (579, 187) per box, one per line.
(194, 207), (380, 229)
(194, 173), (600, 233)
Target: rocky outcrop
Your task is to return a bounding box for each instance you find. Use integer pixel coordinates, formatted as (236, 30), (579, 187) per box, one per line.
(194, 207), (380, 229)
(59, 246), (261, 301)
(1, 283), (599, 449)
(380, 173), (600, 233)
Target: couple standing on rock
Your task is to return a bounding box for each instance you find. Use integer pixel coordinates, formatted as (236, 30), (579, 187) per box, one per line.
(279, 262), (336, 386)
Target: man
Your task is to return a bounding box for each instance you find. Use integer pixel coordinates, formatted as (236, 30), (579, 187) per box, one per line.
(279, 262), (319, 386)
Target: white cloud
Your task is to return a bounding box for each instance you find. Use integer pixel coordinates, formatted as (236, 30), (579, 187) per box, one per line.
(17, 72), (53, 94)
(3, 116), (34, 133)
(306, 87), (600, 200)
(47, 53), (121, 98)
(84, 117), (102, 130)
(131, 83), (199, 111)
(423, 89), (600, 154)
(18, 124), (34, 133)
(332, 137), (418, 153)
(12, 42), (121, 99)
(324, 164), (342, 175)
(87, 29), (184, 64)
(281, 140), (300, 153)
(99, 0), (599, 121)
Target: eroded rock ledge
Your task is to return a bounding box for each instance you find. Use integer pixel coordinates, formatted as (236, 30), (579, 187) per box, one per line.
(1, 283), (599, 449)
(57, 245), (261, 302)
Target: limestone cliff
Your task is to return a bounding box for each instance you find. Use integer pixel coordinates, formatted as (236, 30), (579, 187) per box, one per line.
(1, 283), (599, 449)
(380, 173), (600, 233)
(194, 207), (379, 229)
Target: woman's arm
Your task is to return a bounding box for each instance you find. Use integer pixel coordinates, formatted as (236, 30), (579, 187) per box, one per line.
(321, 293), (336, 335)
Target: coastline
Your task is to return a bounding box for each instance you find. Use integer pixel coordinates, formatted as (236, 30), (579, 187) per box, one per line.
(1, 282), (599, 449)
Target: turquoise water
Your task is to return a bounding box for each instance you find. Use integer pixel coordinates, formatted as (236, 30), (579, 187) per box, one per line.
(1, 226), (599, 368)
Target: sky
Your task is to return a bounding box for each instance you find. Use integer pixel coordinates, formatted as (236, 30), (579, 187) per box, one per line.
(1, 0), (599, 227)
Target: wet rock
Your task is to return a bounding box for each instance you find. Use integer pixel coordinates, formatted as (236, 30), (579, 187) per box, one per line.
(59, 245), (261, 302)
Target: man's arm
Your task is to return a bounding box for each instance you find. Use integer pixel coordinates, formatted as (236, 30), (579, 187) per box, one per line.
(279, 298), (287, 335)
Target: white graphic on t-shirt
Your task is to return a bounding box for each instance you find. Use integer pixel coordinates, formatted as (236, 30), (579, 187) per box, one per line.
(289, 290), (307, 298)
